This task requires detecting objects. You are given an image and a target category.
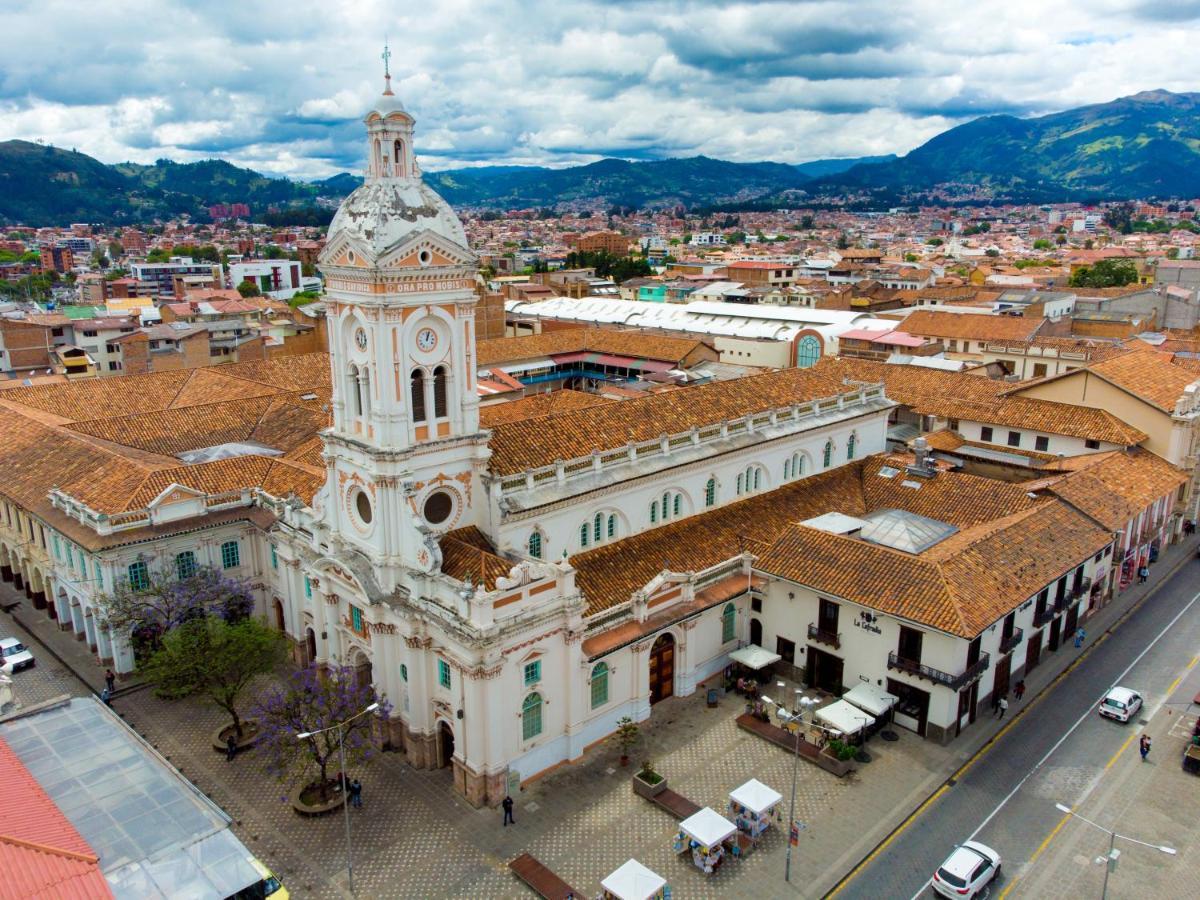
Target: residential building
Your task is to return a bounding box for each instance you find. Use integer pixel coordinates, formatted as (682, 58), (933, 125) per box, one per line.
(228, 260), (304, 300)
(128, 259), (223, 299)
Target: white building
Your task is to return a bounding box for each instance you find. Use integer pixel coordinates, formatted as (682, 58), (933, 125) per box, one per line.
(228, 260), (305, 300)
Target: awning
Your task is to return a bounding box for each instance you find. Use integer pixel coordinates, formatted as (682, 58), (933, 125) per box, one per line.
(842, 682), (898, 718)
(679, 808), (738, 849)
(601, 859), (666, 900)
(729, 779), (782, 815)
(728, 645), (781, 670)
(593, 352), (643, 367)
(815, 699), (874, 735)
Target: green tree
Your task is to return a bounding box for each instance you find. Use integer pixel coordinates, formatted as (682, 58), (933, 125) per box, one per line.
(836, 233), (850, 250)
(145, 248), (172, 263)
(1167, 248), (1180, 260)
(1032, 238), (1052, 250)
(904, 253), (918, 262)
(1069, 258), (1139, 288)
(925, 237), (943, 246)
(141, 616), (288, 739)
(727, 231), (746, 245)
(985, 248), (1000, 258)
(237, 280), (262, 298)
(800, 214), (814, 230)
(1103, 202), (1135, 235)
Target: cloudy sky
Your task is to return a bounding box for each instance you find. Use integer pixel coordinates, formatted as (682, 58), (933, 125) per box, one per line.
(2, 0), (1198, 179)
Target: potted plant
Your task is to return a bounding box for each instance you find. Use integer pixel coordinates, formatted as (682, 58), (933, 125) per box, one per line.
(632, 759), (668, 799)
(611, 716), (640, 767)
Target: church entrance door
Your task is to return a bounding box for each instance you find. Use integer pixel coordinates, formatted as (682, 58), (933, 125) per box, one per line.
(649, 633), (675, 704)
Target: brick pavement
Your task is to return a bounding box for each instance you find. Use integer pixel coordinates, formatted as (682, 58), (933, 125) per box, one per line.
(0, 604), (90, 714)
(2, 536), (1194, 899)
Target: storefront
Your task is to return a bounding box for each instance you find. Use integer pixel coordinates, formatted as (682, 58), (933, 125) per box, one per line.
(887, 678), (929, 737)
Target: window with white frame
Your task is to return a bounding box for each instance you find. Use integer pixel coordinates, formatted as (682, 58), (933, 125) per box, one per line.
(220, 540), (240, 569)
(521, 692), (543, 740)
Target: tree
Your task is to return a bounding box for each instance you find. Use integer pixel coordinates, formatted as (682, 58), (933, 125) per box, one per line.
(1069, 258), (1139, 289)
(904, 253), (918, 262)
(727, 231), (746, 245)
(1103, 202), (1135, 235)
(1083, 238), (1094, 250)
(97, 566), (254, 656)
(141, 616), (288, 739)
(253, 664), (391, 801)
(237, 280), (262, 298)
(985, 248), (1000, 258)
(836, 233), (850, 250)
(925, 237), (943, 247)
(145, 248), (172, 263)
(611, 716), (640, 766)
(1167, 247), (1180, 260)
(800, 214), (815, 230)
(1032, 238), (1052, 250)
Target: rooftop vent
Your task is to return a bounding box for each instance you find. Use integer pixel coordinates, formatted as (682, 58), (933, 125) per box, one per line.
(906, 437), (939, 479)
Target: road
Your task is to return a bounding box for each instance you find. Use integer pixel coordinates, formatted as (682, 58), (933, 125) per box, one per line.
(831, 560), (1200, 900)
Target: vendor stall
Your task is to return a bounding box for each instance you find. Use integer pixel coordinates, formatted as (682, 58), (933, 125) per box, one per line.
(728, 778), (783, 840)
(674, 807), (738, 874)
(842, 682), (898, 719)
(815, 699), (874, 740)
(600, 859), (667, 900)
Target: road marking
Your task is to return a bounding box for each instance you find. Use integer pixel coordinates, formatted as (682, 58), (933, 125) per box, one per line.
(997, 813), (1070, 899)
(902, 588), (1200, 900)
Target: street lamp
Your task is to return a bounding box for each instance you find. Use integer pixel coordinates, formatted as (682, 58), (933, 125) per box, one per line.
(297, 701), (380, 895)
(763, 691), (817, 883)
(1053, 803), (1176, 900)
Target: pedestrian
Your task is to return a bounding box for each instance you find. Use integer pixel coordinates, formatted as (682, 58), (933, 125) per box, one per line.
(1014, 680), (1026, 701)
(1074, 627), (1086, 649)
(104, 669), (116, 693)
(1140, 734), (1151, 761)
(502, 794), (515, 826)
(996, 696), (1008, 719)
(226, 733), (238, 762)
(100, 686), (111, 706)
(1138, 565), (1149, 584)
(350, 778), (362, 808)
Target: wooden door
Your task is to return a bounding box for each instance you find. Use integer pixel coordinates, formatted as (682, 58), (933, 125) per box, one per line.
(649, 634), (675, 704)
(1025, 630), (1042, 674)
(1049, 617), (1062, 653)
(993, 653), (1011, 705)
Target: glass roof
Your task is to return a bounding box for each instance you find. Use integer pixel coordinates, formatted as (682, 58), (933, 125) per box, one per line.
(859, 507), (958, 554)
(2, 699), (261, 899)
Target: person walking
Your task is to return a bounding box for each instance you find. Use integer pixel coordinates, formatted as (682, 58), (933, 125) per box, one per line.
(502, 794), (515, 826)
(350, 778), (362, 808)
(1140, 734), (1151, 761)
(1014, 680), (1026, 701)
(1074, 627), (1086, 649)
(996, 696), (1008, 719)
(226, 733), (238, 762)
(1138, 565), (1149, 584)
(100, 686), (111, 706)
(104, 669), (116, 693)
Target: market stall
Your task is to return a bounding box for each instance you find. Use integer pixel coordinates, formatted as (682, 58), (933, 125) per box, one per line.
(674, 807), (738, 874)
(728, 778), (783, 840)
(600, 859), (667, 900)
(815, 699), (873, 741)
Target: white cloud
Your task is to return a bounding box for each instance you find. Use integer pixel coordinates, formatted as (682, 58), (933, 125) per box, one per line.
(1, 0), (1198, 179)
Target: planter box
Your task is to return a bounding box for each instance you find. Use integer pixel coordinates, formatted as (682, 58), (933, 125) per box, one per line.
(289, 780), (346, 817)
(817, 749), (854, 777)
(632, 772), (668, 800)
(211, 720), (261, 754)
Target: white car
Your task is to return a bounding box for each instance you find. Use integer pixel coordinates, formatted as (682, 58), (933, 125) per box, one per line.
(0, 637), (35, 672)
(1098, 686), (1142, 723)
(932, 841), (1001, 898)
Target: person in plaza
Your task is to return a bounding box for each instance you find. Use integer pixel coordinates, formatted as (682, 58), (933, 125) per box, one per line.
(996, 696), (1008, 719)
(1074, 627), (1086, 649)
(1140, 734), (1151, 761)
(1138, 564), (1149, 584)
(104, 669), (116, 693)
(1014, 680), (1026, 701)
(502, 794), (515, 826)
(226, 733), (238, 762)
(100, 686), (111, 705)
(350, 778), (362, 808)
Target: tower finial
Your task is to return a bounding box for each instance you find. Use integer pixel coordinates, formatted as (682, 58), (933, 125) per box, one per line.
(381, 40), (393, 96)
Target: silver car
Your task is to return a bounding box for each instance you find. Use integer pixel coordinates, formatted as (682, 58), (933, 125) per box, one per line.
(0, 637), (35, 672)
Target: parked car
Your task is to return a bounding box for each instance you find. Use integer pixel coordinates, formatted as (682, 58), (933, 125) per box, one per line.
(1098, 686), (1143, 723)
(0, 637), (35, 672)
(932, 840), (1001, 898)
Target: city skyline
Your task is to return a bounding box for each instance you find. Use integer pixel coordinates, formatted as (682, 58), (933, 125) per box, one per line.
(2, 0), (1199, 180)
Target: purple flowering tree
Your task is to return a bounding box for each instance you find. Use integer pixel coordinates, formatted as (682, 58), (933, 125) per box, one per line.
(252, 663), (391, 803)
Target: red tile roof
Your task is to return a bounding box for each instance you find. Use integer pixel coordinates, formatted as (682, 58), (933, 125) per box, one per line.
(0, 737), (112, 899)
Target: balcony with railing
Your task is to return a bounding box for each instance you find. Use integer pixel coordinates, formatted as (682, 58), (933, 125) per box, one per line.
(887, 650), (991, 692)
(999, 627), (1024, 655)
(1033, 605), (1055, 628)
(807, 623), (841, 650)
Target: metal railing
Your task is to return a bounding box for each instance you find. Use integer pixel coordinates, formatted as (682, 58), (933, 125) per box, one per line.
(1033, 605), (1055, 628)
(807, 623), (841, 650)
(887, 650), (991, 692)
(999, 627), (1024, 655)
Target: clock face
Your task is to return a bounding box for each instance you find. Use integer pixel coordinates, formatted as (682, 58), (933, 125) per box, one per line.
(354, 328), (367, 351)
(416, 327), (438, 352)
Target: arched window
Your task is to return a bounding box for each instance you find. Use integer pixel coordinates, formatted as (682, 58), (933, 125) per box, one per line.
(521, 693), (543, 740)
(410, 369), (426, 422)
(721, 602), (736, 643)
(784, 458), (790, 480)
(753, 467), (761, 490)
(433, 366), (448, 418)
(394, 139), (404, 166)
(794, 453), (804, 477)
(579, 523), (589, 548)
(705, 478), (717, 507)
(528, 532), (542, 559)
(594, 513), (603, 543)
(590, 663), (609, 708)
(650, 502), (658, 524)
(847, 433), (857, 460)
(673, 493), (682, 517)
(823, 440), (833, 468)
(359, 367), (371, 416)
(736, 472), (744, 495)
(349, 364), (361, 416)
(661, 492), (670, 520)
(796, 334), (822, 368)
(607, 514), (617, 538)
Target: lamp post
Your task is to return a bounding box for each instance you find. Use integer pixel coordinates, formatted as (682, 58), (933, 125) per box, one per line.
(1053, 803), (1176, 899)
(297, 701), (380, 895)
(764, 691), (814, 883)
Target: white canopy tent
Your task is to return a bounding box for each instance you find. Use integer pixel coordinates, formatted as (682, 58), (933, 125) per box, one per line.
(815, 699), (874, 736)
(729, 778), (782, 816)
(728, 645), (781, 670)
(679, 808), (738, 849)
(601, 859), (666, 900)
(842, 682), (899, 718)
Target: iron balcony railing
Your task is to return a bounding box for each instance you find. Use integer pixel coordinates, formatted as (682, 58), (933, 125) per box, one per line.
(1033, 606), (1055, 628)
(807, 623), (841, 650)
(887, 650), (991, 692)
(999, 627), (1024, 655)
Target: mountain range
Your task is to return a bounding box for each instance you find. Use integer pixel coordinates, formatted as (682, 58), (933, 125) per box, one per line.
(0, 90), (1197, 224)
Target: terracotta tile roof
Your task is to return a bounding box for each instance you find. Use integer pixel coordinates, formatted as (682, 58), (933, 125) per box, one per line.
(1087, 349), (1200, 412)
(479, 390), (614, 427)
(487, 367), (859, 476)
(1035, 449), (1187, 531)
(0, 370), (193, 421)
(476, 328), (707, 366)
(439, 526), (514, 590)
(0, 737), (112, 900)
(897, 309), (1047, 342)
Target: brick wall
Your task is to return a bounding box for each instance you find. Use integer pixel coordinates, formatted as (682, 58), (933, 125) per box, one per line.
(0, 320), (55, 372)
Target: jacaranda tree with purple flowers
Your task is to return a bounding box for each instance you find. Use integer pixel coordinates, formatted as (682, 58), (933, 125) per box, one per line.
(252, 663), (391, 803)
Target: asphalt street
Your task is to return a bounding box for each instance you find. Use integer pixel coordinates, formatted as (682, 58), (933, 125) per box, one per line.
(831, 560), (1200, 900)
